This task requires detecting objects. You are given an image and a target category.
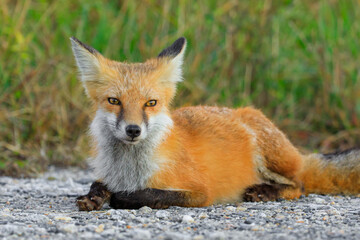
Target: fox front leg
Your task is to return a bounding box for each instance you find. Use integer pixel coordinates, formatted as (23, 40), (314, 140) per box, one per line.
(110, 188), (206, 209)
(76, 181), (112, 211)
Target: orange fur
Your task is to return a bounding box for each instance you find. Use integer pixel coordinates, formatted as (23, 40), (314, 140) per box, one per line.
(149, 107), (260, 206)
(300, 154), (360, 195)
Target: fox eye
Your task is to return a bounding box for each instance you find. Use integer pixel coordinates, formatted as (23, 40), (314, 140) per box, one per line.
(145, 100), (157, 107)
(108, 98), (121, 105)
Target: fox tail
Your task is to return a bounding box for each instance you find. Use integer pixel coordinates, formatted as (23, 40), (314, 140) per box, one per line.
(300, 148), (360, 195)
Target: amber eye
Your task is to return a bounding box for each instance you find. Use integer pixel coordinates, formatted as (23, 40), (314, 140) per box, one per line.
(108, 98), (121, 105)
(145, 100), (157, 107)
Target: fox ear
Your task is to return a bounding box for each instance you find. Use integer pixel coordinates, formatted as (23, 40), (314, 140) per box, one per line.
(70, 37), (102, 87)
(158, 37), (187, 83)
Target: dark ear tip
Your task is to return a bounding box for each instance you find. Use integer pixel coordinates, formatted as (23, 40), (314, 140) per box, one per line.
(70, 36), (80, 43)
(158, 37), (187, 58)
(176, 37), (186, 45)
(70, 37), (99, 55)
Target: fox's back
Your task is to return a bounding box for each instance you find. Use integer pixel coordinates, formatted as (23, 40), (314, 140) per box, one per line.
(171, 105), (272, 146)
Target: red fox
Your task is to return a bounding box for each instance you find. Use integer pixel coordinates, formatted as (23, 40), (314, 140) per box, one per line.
(70, 37), (360, 211)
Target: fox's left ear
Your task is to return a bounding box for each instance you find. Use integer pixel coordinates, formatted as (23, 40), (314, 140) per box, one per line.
(70, 37), (105, 97)
(157, 37), (187, 83)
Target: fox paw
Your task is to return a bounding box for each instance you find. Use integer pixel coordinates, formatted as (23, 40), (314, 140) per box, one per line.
(243, 184), (283, 202)
(76, 195), (105, 211)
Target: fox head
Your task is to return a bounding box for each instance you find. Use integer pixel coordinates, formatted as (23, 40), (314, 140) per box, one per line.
(70, 37), (186, 145)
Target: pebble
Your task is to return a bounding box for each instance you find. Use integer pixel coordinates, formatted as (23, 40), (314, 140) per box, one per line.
(259, 213), (267, 218)
(59, 224), (77, 233)
(225, 206), (236, 211)
(209, 231), (226, 240)
(314, 197), (326, 204)
(237, 206), (247, 211)
(95, 224), (104, 233)
(101, 228), (116, 236)
(163, 231), (191, 240)
(105, 209), (116, 215)
(193, 235), (205, 240)
(155, 210), (170, 219)
(54, 216), (72, 222)
(139, 206), (152, 214)
(133, 229), (151, 239)
(198, 212), (208, 219)
(328, 207), (341, 215)
(182, 215), (195, 223)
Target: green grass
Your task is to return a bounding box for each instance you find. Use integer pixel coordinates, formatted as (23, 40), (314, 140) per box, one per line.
(1, 0), (360, 176)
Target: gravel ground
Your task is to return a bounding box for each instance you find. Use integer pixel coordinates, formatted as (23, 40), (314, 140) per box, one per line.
(1, 168), (360, 240)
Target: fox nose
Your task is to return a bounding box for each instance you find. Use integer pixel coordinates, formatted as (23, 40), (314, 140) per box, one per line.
(125, 125), (141, 138)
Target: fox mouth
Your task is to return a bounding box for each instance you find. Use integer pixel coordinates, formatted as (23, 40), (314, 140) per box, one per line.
(121, 138), (140, 145)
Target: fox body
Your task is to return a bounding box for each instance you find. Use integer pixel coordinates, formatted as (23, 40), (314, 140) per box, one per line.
(71, 37), (360, 210)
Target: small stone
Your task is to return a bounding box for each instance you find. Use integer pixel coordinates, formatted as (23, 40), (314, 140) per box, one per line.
(225, 206), (236, 211)
(81, 232), (95, 238)
(328, 207), (340, 215)
(133, 229), (151, 239)
(259, 213), (267, 218)
(314, 198), (326, 204)
(163, 232), (190, 240)
(155, 210), (170, 219)
(54, 216), (72, 222)
(106, 209), (117, 215)
(308, 204), (320, 209)
(237, 207), (247, 211)
(182, 215), (195, 223)
(199, 212), (208, 219)
(139, 206), (152, 214)
(60, 224), (77, 233)
(244, 220), (253, 224)
(193, 235), (204, 240)
(209, 231), (226, 240)
(187, 211), (196, 216)
(95, 224), (104, 233)
(101, 228), (115, 236)
(107, 209), (129, 219)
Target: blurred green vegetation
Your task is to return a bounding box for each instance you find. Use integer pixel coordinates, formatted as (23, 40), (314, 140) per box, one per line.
(1, 0), (360, 176)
